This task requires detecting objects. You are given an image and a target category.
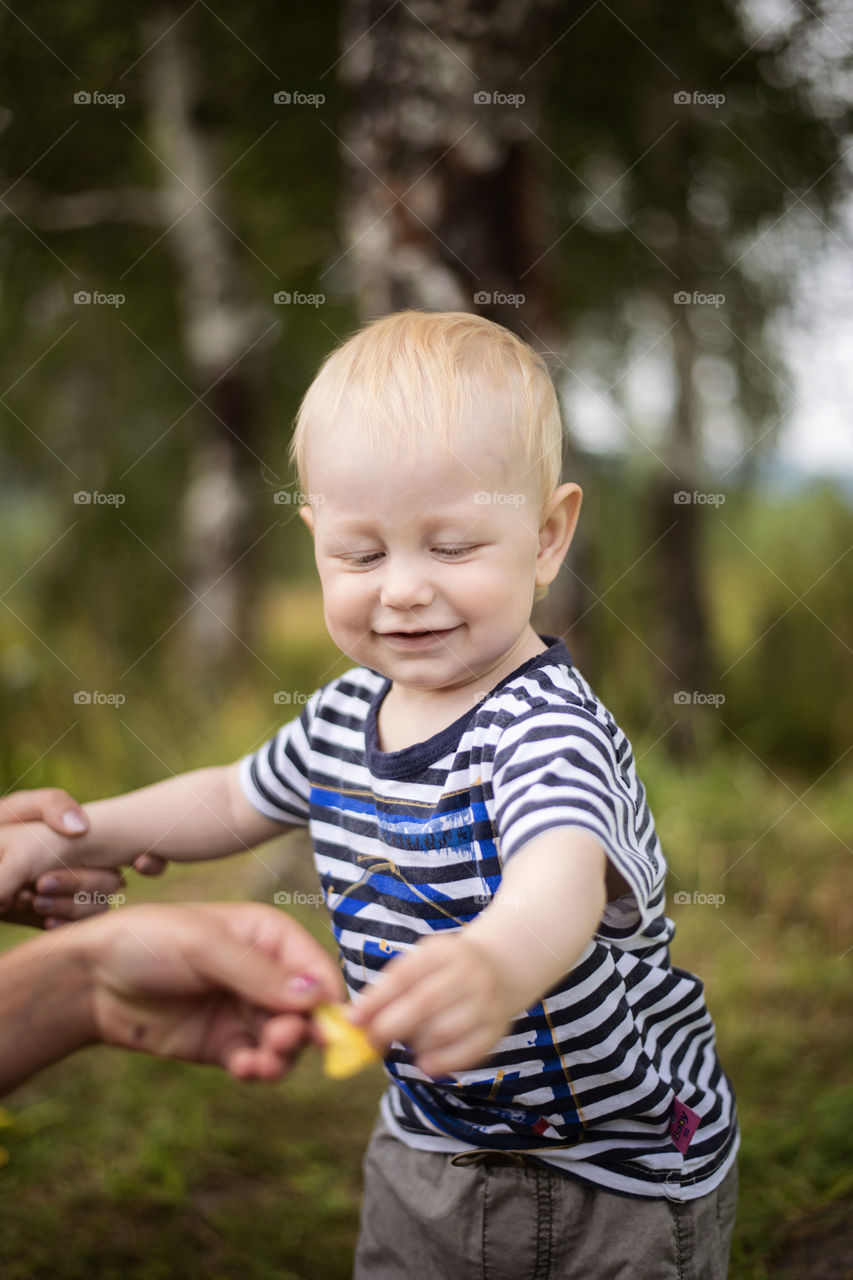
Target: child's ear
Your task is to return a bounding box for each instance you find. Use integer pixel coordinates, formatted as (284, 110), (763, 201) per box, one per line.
(299, 503), (315, 535)
(535, 483), (582, 588)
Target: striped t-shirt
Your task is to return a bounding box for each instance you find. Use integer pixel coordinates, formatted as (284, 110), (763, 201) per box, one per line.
(240, 637), (738, 1200)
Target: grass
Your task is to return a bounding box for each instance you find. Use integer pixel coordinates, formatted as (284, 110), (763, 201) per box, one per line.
(0, 669), (850, 1277)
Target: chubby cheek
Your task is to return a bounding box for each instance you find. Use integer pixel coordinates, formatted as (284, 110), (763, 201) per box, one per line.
(457, 564), (531, 625)
(320, 575), (372, 645)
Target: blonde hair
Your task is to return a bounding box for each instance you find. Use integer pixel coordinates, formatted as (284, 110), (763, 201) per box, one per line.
(289, 310), (564, 510)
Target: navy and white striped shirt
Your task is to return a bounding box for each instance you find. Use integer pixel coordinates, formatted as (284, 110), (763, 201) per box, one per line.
(240, 638), (738, 1200)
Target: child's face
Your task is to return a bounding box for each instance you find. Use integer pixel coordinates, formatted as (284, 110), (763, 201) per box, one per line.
(301, 403), (553, 700)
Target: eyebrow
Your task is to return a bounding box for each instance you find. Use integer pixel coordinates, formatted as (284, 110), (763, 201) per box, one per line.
(319, 514), (484, 545)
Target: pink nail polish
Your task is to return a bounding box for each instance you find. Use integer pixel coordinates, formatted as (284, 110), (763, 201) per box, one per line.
(287, 974), (318, 993)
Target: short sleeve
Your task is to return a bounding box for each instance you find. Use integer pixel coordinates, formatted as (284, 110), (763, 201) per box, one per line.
(491, 705), (666, 938)
(239, 691), (321, 827)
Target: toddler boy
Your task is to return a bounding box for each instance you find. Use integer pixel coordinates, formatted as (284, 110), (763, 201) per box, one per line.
(0, 311), (739, 1279)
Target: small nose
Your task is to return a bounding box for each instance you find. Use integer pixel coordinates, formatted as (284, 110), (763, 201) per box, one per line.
(379, 555), (434, 610)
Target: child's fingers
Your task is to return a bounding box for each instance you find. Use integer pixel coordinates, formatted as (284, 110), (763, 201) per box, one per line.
(415, 1028), (496, 1077)
(0, 853), (36, 913)
(350, 965), (432, 1040)
(352, 936), (458, 1025)
(358, 965), (469, 1050)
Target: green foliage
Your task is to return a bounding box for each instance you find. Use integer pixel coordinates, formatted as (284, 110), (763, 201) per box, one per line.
(559, 468), (853, 771)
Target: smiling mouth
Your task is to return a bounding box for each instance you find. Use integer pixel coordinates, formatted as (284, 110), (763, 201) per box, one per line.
(379, 627), (457, 640)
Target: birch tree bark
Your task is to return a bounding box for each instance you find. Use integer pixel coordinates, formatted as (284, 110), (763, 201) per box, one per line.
(337, 0), (589, 657)
(142, 4), (264, 671)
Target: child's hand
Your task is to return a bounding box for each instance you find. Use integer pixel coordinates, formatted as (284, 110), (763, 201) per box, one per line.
(350, 932), (515, 1077)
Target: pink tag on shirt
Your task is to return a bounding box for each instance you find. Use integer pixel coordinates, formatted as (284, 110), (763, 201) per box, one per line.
(670, 1097), (701, 1154)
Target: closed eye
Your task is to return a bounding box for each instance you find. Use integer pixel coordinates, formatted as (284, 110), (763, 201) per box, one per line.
(435, 545), (477, 558)
(338, 551), (383, 567)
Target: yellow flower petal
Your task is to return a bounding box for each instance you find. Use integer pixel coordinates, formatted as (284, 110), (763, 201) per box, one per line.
(314, 1002), (378, 1079)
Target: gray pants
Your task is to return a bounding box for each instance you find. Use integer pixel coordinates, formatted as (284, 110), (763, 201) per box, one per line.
(353, 1113), (738, 1280)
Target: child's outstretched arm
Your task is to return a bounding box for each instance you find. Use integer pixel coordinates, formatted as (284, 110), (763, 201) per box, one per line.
(351, 828), (612, 1077)
(0, 763), (287, 911)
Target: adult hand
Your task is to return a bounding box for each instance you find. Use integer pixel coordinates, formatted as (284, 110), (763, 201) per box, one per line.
(86, 902), (345, 1077)
(0, 901), (345, 1094)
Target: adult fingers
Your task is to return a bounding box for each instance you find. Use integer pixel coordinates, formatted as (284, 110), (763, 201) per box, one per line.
(185, 913), (342, 1016)
(132, 853), (168, 877)
(198, 903), (344, 1003)
(0, 788), (89, 835)
(34, 865), (125, 902)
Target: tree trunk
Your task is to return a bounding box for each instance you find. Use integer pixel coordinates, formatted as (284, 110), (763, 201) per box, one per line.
(142, 4), (264, 673)
(338, 0), (588, 657)
(655, 288), (714, 756)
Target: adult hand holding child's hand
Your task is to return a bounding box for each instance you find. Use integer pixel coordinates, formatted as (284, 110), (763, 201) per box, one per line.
(351, 932), (515, 1077)
(0, 789), (119, 927)
(0, 787), (165, 926)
